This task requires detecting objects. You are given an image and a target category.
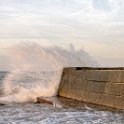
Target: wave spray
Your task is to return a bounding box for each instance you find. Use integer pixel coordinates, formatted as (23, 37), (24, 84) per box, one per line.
(0, 42), (96, 103)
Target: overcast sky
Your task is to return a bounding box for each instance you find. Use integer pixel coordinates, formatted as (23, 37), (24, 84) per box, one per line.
(0, 0), (124, 70)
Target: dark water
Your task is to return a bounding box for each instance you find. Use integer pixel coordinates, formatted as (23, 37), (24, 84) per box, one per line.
(0, 72), (124, 124)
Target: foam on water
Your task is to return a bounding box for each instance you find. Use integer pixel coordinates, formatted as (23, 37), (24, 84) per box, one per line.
(0, 42), (96, 103)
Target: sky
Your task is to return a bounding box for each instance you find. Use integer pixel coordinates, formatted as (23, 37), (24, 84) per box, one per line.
(0, 0), (124, 70)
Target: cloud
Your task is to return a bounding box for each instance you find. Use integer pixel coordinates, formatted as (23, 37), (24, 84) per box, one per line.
(0, 0), (124, 41)
(92, 0), (112, 11)
(0, 0), (124, 67)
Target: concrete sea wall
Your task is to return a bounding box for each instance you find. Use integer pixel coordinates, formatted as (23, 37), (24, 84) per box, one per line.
(59, 67), (124, 110)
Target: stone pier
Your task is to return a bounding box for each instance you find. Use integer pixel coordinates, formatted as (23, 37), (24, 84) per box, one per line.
(59, 67), (124, 110)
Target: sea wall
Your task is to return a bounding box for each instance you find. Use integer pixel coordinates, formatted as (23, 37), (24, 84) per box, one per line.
(59, 67), (124, 110)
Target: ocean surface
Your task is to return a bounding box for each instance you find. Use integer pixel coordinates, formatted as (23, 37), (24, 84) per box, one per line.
(0, 72), (124, 124)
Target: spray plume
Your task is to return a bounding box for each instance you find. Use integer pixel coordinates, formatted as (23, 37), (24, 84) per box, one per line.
(0, 42), (96, 103)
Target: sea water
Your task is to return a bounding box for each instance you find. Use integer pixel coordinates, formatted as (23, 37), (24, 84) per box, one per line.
(0, 72), (124, 124)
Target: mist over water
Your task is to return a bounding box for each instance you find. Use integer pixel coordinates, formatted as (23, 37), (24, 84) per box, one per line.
(0, 42), (96, 103)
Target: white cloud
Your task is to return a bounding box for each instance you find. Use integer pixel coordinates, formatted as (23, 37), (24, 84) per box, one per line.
(92, 0), (112, 11)
(0, 0), (124, 37)
(0, 0), (124, 67)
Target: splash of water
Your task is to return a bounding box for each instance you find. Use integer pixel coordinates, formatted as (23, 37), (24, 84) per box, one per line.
(0, 42), (96, 103)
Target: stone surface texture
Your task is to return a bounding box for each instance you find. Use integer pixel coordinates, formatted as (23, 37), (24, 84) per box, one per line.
(59, 67), (124, 110)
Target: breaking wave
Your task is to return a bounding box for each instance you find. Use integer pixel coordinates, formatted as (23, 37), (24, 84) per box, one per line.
(0, 42), (96, 103)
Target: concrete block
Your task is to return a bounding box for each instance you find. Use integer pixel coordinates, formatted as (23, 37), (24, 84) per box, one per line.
(83, 70), (124, 83)
(107, 83), (124, 96)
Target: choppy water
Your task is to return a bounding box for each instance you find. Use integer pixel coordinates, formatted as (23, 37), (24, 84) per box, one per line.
(0, 103), (124, 124)
(0, 72), (124, 124)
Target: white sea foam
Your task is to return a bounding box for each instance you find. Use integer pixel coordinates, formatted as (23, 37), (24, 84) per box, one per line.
(0, 42), (96, 103)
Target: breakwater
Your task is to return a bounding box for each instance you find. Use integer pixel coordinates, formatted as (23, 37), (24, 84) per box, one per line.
(59, 67), (124, 110)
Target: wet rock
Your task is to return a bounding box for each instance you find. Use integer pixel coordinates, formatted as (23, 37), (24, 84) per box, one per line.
(37, 97), (63, 108)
